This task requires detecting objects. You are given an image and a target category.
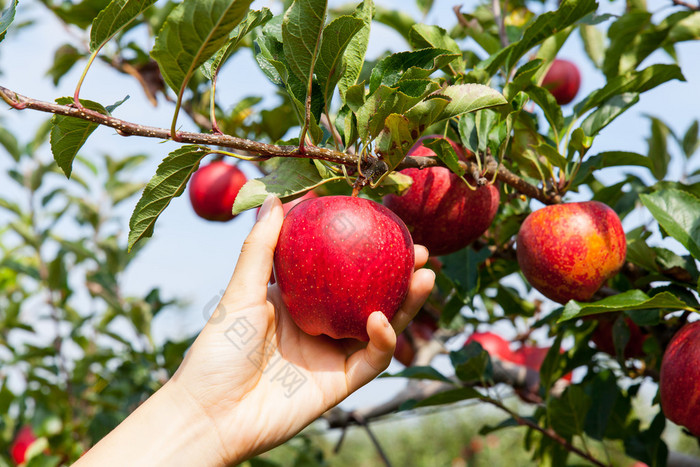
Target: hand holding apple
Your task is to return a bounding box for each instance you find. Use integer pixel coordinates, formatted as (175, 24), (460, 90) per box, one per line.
(76, 195), (435, 466)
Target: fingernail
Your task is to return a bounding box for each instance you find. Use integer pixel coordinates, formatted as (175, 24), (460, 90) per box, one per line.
(257, 195), (275, 222)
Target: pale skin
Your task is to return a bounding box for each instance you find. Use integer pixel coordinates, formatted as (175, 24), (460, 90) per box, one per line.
(74, 195), (436, 466)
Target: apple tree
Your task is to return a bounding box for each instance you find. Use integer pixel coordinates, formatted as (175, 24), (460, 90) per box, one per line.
(0, 0), (699, 465)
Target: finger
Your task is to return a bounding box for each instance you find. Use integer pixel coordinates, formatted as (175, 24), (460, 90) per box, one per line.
(344, 311), (396, 393)
(223, 195), (284, 303)
(391, 268), (435, 335)
(414, 244), (429, 270)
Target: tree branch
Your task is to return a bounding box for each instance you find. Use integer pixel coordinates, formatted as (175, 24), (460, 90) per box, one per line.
(0, 85), (560, 205)
(671, 0), (700, 9)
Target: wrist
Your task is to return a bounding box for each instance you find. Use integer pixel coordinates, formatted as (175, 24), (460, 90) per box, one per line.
(75, 380), (231, 467)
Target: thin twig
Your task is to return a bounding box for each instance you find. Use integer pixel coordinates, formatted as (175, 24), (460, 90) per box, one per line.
(0, 86), (561, 205)
(671, 0), (700, 9)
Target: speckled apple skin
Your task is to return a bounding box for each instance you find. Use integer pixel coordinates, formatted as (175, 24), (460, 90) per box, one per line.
(516, 201), (626, 304)
(189, 161), (247, 222)
(542, 59), (581, 105)
(383, 137), (500, 256)
(273, 196), (415, 341)
(660, 321), (700, 437)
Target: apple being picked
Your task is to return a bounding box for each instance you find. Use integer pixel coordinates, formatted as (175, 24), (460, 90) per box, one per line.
(541, 59), (581, 105)
(384, 136), (500, 256)
(11, 426), (37, 465)
(516, 201), (626, 304)
(188, 160), (247, 222)
(274, 196), (414, 341)
(660, 321), (700, 437)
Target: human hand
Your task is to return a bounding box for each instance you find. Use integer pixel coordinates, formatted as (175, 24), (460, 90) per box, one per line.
(169, 195), (435, 464)
(74, 195), (435, 467)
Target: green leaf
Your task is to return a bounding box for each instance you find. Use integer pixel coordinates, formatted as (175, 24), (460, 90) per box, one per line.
(50, 98), (106, 178)
(232, 158), (343, 214)
(338, 0), (373, 99)
(375, 113), (414, 169)
(408, 24), (464, 72)
(559, 290), (692, 322)
(128, 146), (209, 251)
(579, 23), (605, 68)
(639, 188), (700, 260)
(525, 85), (564, 137)
(315, 15), (365, 110)
(90, 0), (157, 52)
(425, 138), (465, 176)
(580, 92), (639, 138)
(201, 8), (273, 80)
(0, 0), (18, 43)
(663, 11), (700, 44)
(46, 44), (84, 86)
(451, 342), (492, 382)
(0, 124), (21, 161)
(436, 84), (507, 122)
(548, 385), (591, 437)
(601, 11), (651, 79)
(282, 0), (327, 84)
(646, 115), (671, 181)
(356, 81), (440, 141)
(681, 119), (699, 159)
(151, 0), (253, 92)
(578, 151), (653, 177)
(381, 365), (453, 383)
(369, 48), (460, 94)
(480, 0), (597, 75)
(575, 64), (685, 117)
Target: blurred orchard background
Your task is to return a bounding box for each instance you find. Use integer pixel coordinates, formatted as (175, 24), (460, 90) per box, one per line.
(0, 0), (699, 465)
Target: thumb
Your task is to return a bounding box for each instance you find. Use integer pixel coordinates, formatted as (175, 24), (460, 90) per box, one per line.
(223, 195), (284, 303)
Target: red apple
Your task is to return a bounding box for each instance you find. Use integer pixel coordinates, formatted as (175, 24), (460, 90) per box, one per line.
(394, 332), (415, 366)
(516, 201), (626, 304)
(465, 332), (517, 363)
(384, 136), (500, 256)
(541, 59), (581, 105)
(11, 426), (37, 465)
(590, 313), (647, 359)
(273, 196), (415, 341)
(189, 160), (247, 222)
(514, 345), (572, 382)
(660, 321), (700, 437)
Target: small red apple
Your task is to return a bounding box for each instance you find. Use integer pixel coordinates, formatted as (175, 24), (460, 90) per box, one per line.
(188, 160), (247, 222)
(541, 59), (581, 105)
(590, 313), (647, 359)
(516, 201), (626, 304)
(11, 426), (37, 465)
(465, 332), (517, 363)
(513, 345), (572, 382)
(660, 321), (700, 437)
(274, 196), (414, 341)
(384, 136), (500, 256)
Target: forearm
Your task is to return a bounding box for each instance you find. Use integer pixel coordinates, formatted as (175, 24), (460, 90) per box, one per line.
(74, 380), (231, 467)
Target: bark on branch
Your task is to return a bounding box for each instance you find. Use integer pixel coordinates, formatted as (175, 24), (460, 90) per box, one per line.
(0, 85), (561, 205)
